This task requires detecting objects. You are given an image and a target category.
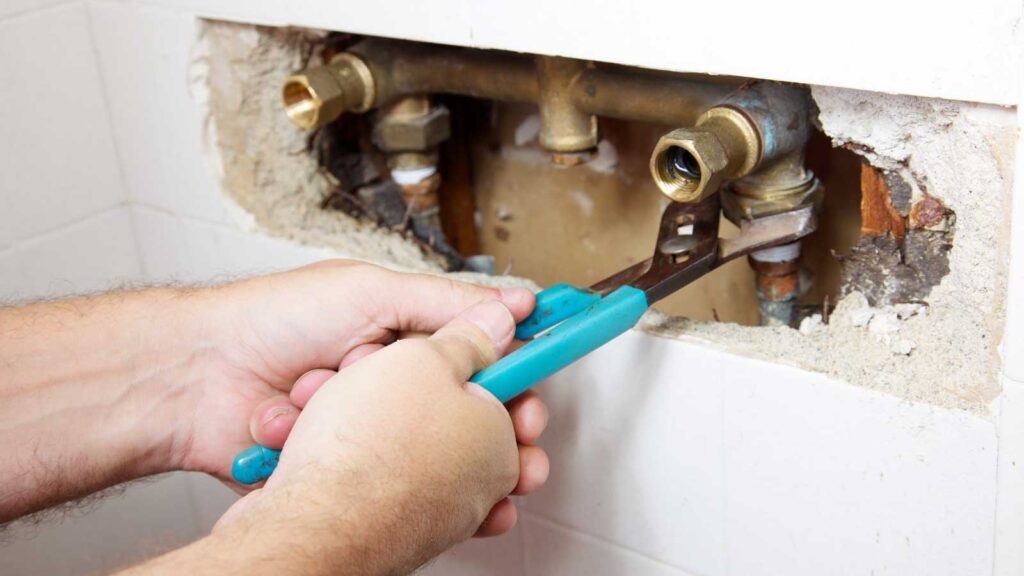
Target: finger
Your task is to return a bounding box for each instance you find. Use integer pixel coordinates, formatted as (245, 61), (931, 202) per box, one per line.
(474, 497), (517, 538)
(289, 368), (338, 409)
(513, 445), (550, 495)
(506, 391), (549, 445)
(338, 343), (384, 370)
(362, 268), (535, 333)
(429, 300), (516, 381)
(249, 396), (300, 449)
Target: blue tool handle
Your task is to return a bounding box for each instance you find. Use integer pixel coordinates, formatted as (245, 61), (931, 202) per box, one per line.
(471, 285), (648, 402)
(231, 444), (281, 485)
(515, 283), (601, 339)
(229, 284), (647, 485)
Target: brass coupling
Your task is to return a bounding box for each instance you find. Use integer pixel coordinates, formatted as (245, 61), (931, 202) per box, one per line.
(649, 83), (813, 204)
(536, 56), (598, 154)
(283, 53), (375, 129)
(721, 151), (823, 224)
(649, 106), (760, 203)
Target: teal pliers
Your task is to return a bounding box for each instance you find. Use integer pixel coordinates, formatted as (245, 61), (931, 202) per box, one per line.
(230, 194), (816, 484)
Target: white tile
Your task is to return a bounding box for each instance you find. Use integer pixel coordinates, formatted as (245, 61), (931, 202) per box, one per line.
(0, 0), (71, 20)
(0, 473), (201, 575)
(182, 473), (239, 535)
(132, 206), (339, 283)
(995, 379), (1024, 576)
(0, 207), (142, 301)
(522, 513), (693, 576)
(0, 3), (126, 247)
(522, 330), (998, 576)
(521, 332), (728, 575)
(87, 1), (231, 224)
(420, 519), (524, 576)
(719, 353), (997, 576)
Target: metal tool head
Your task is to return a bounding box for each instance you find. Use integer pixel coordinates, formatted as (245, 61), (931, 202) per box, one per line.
(589, 193), (817, 306)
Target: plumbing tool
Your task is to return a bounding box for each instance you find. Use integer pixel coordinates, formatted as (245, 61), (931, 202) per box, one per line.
(230, 193), (817, 484)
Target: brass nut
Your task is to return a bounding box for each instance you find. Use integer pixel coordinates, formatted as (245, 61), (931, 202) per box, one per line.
(721, 177), (824, 224)
(649, 128), (730, 203)
(372, 105), (451, 152)
(386, 151), (440, 170)
(551, 149), (595, 167)
(282, 53), (375, 130)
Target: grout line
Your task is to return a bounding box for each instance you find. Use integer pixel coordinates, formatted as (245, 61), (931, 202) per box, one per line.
(520, 510), (703, 576)
(82, 0), (147, 277)
(5, 205), (132, 253)
(992, 390), (1005, 576)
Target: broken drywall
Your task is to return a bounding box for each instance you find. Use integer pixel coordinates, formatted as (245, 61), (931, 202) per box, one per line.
(195, 21), (1015, 413)
(644, 89), (1016, 412)
(193, 22), (444, 272)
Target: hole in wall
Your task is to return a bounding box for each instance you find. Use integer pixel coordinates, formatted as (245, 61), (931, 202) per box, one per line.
(311, 91), (866, 327)
(197, 22), (960, 340)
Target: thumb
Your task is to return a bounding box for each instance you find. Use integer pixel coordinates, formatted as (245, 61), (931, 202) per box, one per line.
(429, 299), (517, 381)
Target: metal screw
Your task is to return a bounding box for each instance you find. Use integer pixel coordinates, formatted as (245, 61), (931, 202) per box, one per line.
(659, 235), (697, 256)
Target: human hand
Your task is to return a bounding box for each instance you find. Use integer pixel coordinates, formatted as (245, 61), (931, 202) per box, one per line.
(212, 299), (544, 570)
(169, 261), (546, 514)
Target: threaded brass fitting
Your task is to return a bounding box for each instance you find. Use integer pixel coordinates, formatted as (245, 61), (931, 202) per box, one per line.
(649, 106), (760, 203)
(282, 53), (375, 130)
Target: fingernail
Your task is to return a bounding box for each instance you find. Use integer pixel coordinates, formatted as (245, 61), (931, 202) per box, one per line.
(262, 405), (296, 426)
(464, 300), (514, 348)
(499, 288), (528, 307)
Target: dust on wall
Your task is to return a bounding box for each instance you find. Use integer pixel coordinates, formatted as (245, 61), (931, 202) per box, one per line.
(193, 21), (1016, 413)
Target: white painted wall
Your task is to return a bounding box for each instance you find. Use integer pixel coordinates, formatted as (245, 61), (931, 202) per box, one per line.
(0, 1), (1022, 575)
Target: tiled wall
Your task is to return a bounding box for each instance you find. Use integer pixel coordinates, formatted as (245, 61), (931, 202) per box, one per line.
(0, 1), (1020, 575)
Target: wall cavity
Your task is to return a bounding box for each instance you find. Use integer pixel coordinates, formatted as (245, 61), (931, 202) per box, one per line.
(195, 21), (1016, 413)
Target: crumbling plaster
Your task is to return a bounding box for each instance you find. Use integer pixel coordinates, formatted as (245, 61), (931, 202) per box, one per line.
(196, 22), (1016, 413)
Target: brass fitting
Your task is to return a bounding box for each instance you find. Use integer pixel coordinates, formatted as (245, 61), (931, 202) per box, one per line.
(371, 97), (451, 152)
(536, 56), (598, 154)
(649, 106), (760, 203)
(721, 151), (823, 222)
(282, 53), (375, 129)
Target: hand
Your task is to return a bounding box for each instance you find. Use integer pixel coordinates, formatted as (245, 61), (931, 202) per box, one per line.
(213, 299), (545, 572)
(171, 261), (546, 516)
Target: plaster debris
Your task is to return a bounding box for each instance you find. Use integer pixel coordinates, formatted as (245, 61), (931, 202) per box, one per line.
(193, 22), (443, 273)
(798, 314), (823, 335)
(570, 190), (595, 217)
(642, 88), (1014, 413)
(588, 139), (619, 174)
(514, 114), (542, 146)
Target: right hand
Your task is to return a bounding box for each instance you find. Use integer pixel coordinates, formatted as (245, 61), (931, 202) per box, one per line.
(216, 299), (549, 572)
